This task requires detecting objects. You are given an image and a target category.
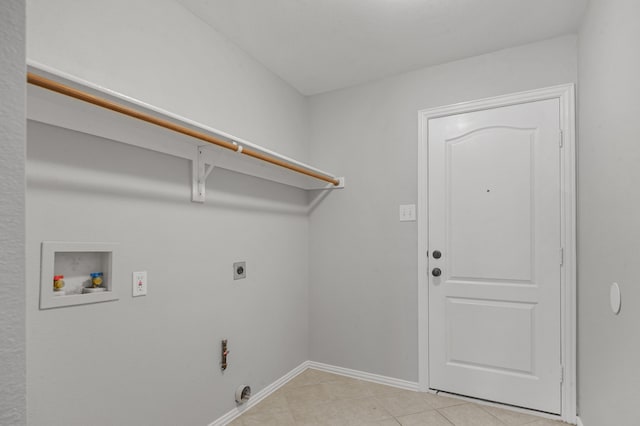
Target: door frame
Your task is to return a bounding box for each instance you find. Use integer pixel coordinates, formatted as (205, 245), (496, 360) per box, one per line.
(417, 84), (576, 423)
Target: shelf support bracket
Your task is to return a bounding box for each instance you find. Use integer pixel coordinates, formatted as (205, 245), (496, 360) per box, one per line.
(192, 147), (218, 203)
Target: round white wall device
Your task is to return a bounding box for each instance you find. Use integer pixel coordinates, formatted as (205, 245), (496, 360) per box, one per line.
(610, 282), (621, 315)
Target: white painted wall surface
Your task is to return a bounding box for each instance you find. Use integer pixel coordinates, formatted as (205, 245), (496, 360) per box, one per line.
(27, 0), (309, 161)
(0, 1), (26, 425)
(26, 1), (310, 424)
(578, 1), (640, 424)
(308, 36), (577, 382)
(27, 124), (309, 425)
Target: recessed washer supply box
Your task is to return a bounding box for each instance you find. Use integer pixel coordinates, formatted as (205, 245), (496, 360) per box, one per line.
(40, 241), (119, 309)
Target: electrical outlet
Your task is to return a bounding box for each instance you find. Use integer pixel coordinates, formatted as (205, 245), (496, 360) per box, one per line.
(234, 262), (246, 280)
(399, 204), (416, 222)
(132, 271), (147, 297)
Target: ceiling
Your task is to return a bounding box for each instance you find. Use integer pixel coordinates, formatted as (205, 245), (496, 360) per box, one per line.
(178, 0), (588, 95)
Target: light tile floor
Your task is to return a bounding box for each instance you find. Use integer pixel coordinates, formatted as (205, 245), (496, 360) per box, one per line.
(229, 369), (569, 426)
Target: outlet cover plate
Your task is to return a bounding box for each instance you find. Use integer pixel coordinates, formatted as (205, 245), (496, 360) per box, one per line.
(133, 271), (147, 297)
(234, 262), (246, 280)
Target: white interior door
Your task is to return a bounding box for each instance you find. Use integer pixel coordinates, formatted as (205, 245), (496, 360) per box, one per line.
(428, 99), (562, 414)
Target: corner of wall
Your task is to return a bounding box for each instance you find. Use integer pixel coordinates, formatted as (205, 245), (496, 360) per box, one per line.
(0, 0), (26, 424)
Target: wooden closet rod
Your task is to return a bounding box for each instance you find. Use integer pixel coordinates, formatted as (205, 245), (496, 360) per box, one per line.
(27, 72), (341, 187)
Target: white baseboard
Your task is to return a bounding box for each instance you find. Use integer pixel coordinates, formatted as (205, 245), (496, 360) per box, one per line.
(307, 361), (420, 392)
(209, 360), (580, 426)
(208, 360), (310, 426)
(209, 360), (591, 426)
(208, 360), (421, 425)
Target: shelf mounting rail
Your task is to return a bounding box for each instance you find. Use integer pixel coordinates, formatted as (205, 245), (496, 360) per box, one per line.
(27, 72), (343, 199)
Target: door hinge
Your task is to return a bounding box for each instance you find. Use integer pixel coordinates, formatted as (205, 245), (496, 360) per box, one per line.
(559, 129), (564, 148)
(560, 248), (564, 266)
(560, 365), (564, 384)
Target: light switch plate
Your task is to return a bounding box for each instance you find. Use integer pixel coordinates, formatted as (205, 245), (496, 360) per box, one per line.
(399, 204), (416, 222)
(132, 271), (147, 297)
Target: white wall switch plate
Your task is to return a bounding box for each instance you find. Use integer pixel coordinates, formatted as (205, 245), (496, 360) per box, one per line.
(132, 271), (147, 297)
(399, 204), (416, 222)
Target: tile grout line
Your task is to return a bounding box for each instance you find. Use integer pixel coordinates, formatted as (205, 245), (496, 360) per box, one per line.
(281, 378), (397, 424)
(474, 404), (511, 425)
(435, 407), (464, 426)
(434, 408), (458, 426)
(475, 402), (549, 425)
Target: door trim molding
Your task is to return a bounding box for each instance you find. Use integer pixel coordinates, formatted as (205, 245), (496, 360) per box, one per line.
(417, 84), (577, 424)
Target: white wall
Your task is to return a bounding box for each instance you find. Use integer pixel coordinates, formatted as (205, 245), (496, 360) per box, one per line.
(308, 36), (578, 382)
(27, 0), (309, 161)
(26, 1), (310, 424)
(577, 1), (640, 424)
(0, 0), (26, 425)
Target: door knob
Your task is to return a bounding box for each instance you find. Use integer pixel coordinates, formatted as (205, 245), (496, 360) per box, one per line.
(432, 268), (442, 277)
